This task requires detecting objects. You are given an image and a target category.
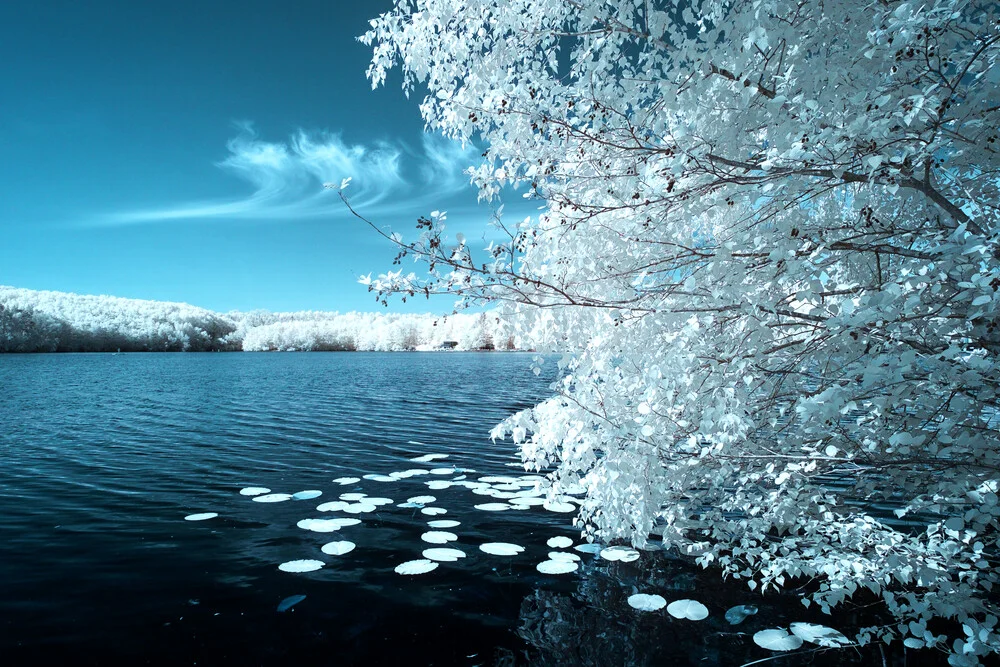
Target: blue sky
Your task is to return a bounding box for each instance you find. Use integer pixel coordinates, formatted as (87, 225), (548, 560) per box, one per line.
(0, 0), (525, 313)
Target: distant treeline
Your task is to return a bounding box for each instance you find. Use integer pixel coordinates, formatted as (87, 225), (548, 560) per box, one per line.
(0, 286), (519, 353)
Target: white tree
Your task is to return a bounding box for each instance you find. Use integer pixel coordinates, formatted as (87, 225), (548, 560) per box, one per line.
(361, 0), (1000, 661)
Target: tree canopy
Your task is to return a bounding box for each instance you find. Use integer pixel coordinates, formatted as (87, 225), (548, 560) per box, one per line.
(362, 0), (1000, 662)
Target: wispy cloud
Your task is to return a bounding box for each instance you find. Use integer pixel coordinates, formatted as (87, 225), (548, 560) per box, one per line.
(103, 124), (480, 225)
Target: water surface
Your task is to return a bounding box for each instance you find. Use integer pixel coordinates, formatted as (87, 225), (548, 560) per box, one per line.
(0, 353), (923, 665)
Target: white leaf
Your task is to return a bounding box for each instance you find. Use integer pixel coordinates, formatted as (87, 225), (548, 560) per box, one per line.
(753, 629), (804, 651)
(627, 594), (666, 611)
(666, 599), (709, 621)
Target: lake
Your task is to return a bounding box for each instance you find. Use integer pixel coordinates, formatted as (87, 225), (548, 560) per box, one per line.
(0, 353), (920, 665)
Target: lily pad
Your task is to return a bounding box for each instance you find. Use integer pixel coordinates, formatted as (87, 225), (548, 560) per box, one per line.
(278, 559), (324, 573)
(753, 629), (804, 652)
(407, 495), (436, 504)
(474, 503), (511, 512)
(395, 559), (438, 575)
(343, 503), (378, 514)
(421, 531), (458, 544)
(627, 594), (666, 612)
(548, 551), (581, 562)
(332, 477), (360, 485)
(410, 454), (448, 463)
(239, 487), (270, 496)
(479, 542), (524, 556)
(426, 481), (452, 490)
(297, 518), (346, 533)
(789, 622), (850, 647)
(340, 493), (368, 501)
(542, 500), (576, 513)
(600, 546), (641, 563)
(427, 520), (461, 528)
(252, 493), (292, 503)
(421, 507), (447, 516)
(537, 559), (579, 574)
(422, 548), (467, 562)
(666, 599), (709, 621)
(184, 512), (218, 521)
(320, 540), (357, 556)
(724, 604), (758, 625)
(291, 490), (322, 500)
(510, 497), (545, 506)
(547, 536), (574, 549)
(316, 501), (349, 512)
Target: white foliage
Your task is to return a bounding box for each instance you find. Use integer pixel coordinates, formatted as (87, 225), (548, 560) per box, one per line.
(363, 0), (1000, 662)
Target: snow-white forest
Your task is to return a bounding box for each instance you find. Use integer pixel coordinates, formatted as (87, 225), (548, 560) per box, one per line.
(0, 286), (519, 353)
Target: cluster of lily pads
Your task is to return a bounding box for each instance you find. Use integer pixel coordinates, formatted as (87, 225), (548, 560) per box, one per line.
(185, 453), (850, 656)
(184, 453), (616, 577)
(625, 593), (851, 653)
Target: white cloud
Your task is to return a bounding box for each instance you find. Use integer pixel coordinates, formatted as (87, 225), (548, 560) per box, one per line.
(104, 125), (480, 225)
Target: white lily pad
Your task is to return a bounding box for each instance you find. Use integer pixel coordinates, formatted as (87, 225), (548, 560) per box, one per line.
(278, 559), (324, 573)
(395, 559), (438, 575)
(600, 546), (641, 563)
(421, 507), (447, 516)
(426, 481), (452, 490)
(479, 542), (525, 556)
(362, 474), (396, 482)
(422, 548), (467, 562)
(365, 497), (394, 506)
(666, 599), (709, 621)
(491, 483), (521, 492)
(537, 559), (579, 574)
(332, 477), (360, 485)
(252, 493), (292, 503)
(574, 543), (603, 554)
(316, 501), (350, 512)
(343, 503), (378, 514)
(297, 519), (345, 533)
(548, 551), (580, 562)
(421, 531), (458, 544)
(753, 629), (804, 652)
(542, 500), (576, 513)
(321, 540), (356, 556)
(410, 454), (448, 463)
(789, 623), (850, 647)
(427, 520), (461, 528)
(429, 468), (455, 475)
(480, 476), (518, 483)
(627, 594), (666, 612)
(340, 493), (367, 501)
(547, 536), (574, 549)
(407, 495), (437, 504)
(184, 512), (218, 521)
(474, 503), (511, 512)
(292, 490), (322, 500)
(510, 497), (545, 506)
(239, 487), (270, 496)
(397, 502), (422, 508)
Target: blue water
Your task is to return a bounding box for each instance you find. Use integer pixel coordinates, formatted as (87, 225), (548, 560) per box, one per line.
(0, 353), (921, 665)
